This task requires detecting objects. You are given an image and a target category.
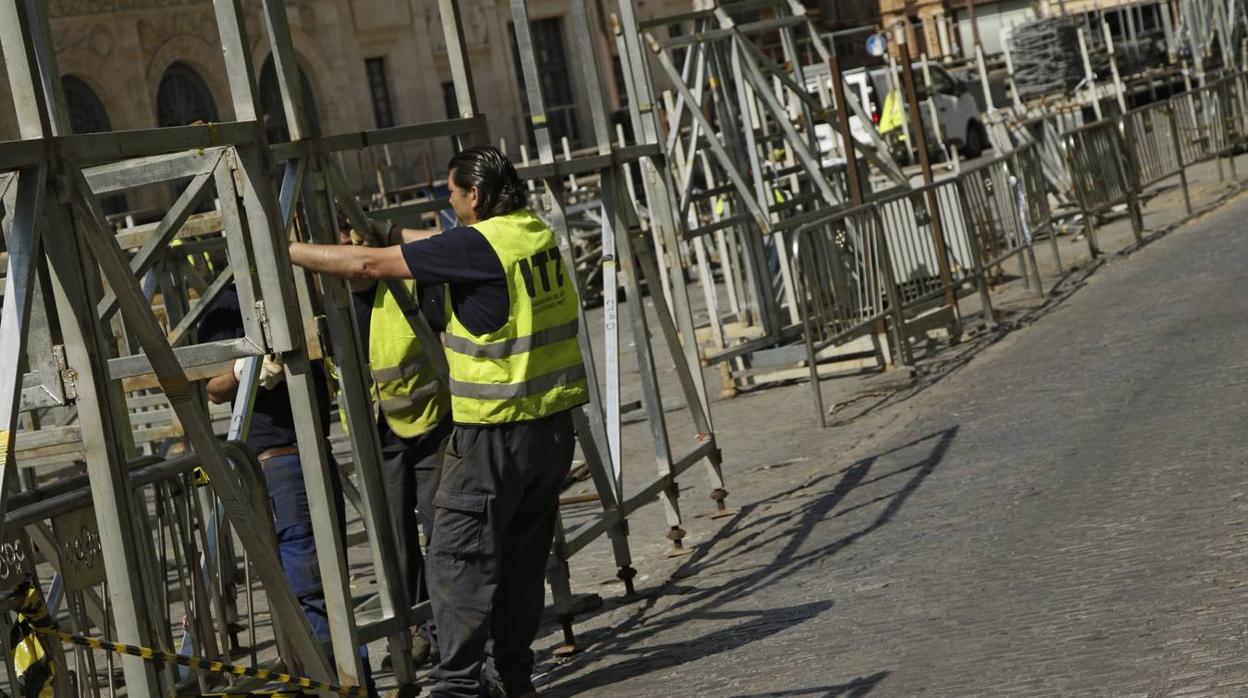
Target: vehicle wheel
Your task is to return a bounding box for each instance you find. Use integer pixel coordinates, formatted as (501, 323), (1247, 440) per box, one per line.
(962, 121), (986, 158)
(888, 138), (912, 166)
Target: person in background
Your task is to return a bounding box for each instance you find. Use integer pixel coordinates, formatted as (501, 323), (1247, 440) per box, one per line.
(337, 222), (452, 670)
(289, 145), (588, 698)
(200, 285), (374, 691)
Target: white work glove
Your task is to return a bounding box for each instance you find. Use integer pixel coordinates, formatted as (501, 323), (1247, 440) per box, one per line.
(233, 355), (286, 390)
(259, 355), (285, 389)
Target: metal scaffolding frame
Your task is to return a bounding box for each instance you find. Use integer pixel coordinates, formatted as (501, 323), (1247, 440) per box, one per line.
(634, 0), (916, 394)
(0, 0), (356, 693)
(0, 0), (737, 695)
(506, 0), (733, 598)
(6, 1), (1241, 695)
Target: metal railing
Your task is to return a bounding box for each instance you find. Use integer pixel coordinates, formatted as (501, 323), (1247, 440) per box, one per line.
(793, 204), (910, 427)
(792, 71), (1248, 425)
(1120, 98), (1192, 213)
(791, 142), (1059, 425)
(1061, 119), (1144, 253)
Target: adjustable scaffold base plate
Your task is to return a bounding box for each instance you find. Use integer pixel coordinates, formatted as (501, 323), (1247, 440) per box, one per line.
(666, 544), (695, 558)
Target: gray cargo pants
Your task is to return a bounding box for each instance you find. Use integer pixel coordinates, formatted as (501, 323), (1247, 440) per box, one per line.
(426, 409), (575, 698)
(380, 415), (452, 638)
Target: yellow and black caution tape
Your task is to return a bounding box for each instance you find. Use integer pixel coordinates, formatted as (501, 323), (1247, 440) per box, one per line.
(10, 585), (365, 697)
(8, 582), (56, 697)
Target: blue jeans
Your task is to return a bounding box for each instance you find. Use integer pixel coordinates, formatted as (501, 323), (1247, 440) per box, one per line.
(263, 453), (373, 687)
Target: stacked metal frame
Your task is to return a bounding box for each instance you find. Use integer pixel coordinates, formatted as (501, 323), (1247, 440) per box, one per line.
(791, 143), (1059, 426)
(0, 1), (368, 694)
(1178, 0), (1247, 83)
(638, 0), (913, 394)
(0, 0), (740, 695)
(506, 0), (732, 612)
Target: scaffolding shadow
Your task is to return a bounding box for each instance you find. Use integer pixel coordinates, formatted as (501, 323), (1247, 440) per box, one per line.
(725, 671), (890, 698)
(538, 427), (959, 695)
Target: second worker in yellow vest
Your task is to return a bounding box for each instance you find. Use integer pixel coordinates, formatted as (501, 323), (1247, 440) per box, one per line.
(336, 235), (453, 671)
(291, 145), (587, 698)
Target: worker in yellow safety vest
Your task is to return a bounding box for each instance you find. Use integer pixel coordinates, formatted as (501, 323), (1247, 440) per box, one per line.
(336, 220), (453, 672)
(879, 88), (906, 139)
(291, 145), (587, 698)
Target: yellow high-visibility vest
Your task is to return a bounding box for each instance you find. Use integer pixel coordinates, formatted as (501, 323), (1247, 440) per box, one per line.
(879, 90), (906, 138)
(367, 281), (449, 438)
(171, 237), (214, 272)
(443, 209), (588, 424)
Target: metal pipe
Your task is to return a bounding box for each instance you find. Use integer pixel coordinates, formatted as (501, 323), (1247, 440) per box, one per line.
(3, 445), (256, 529)
(899, 41), (960, 320)
(828, 54), (864, 206)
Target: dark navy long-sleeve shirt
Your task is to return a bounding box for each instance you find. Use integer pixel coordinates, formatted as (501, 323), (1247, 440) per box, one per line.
(400, 225), (508, 336)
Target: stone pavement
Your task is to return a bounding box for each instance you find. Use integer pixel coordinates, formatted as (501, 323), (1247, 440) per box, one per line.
(525, 172), (1248, 694)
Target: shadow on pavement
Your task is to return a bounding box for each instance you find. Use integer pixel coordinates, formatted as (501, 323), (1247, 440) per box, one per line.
(725, 670), (889, 697)
(538, 428), (958, 695)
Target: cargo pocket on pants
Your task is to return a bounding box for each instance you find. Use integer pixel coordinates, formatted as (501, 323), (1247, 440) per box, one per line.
(430, 489), (490, 558)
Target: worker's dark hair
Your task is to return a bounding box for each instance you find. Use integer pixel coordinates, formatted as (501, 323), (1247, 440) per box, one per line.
(447, 145), (527, 219)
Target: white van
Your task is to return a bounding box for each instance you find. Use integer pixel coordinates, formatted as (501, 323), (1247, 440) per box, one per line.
(811, 63), (986, 165)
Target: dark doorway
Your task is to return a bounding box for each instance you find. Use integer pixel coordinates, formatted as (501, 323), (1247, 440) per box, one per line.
(156, 63), (221, 215)
(156, 62), (220, 127)
(510, 17), (580, 150)
(62, 76), (127, 215)
(259, 56), (322, 143)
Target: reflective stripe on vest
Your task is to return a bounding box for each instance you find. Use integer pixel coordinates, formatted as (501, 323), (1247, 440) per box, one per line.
(449, 363), (587, 401)
(442, 318), (579, 359)
(377, 378), (443, 411)
(368, 281), (449, 437)
(444, 209), (589, 424)
(370, 357), (428, 384)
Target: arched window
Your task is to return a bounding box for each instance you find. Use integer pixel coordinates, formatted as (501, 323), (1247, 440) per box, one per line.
(156, 62), (219, 127)
(156, 63), (219, 215)
(62, 76), (126, 215)
(259, 56), (321, 143)
(63, 75), (112, 134)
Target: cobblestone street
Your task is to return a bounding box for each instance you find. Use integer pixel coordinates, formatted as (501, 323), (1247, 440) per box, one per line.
(531, 187), (1248, 696)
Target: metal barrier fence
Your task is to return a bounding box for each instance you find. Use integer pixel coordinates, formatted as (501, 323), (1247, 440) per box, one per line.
(793, 72), (1248, 425)
(1061, 119), (1143, 253)
(1120, 99), (1193, 214)
(792, 143), (1056, 425)
(957, 150), (1046, 298)
(793, 205), (910, 427)
(1172, 76), (1241, 173)
(1011, 144), (1063, 275)
(875, 186), (953, 307)
(1063, 72), (1248, 259)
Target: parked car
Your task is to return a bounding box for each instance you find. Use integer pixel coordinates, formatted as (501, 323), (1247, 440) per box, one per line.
(811, 62), (987, 166)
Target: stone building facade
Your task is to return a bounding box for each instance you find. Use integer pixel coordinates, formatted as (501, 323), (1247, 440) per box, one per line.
(877, 0), (962, 59)
(0, 0), (692, 204)
(812, 0), (880, 68)
(878, 0), (1156, 60)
